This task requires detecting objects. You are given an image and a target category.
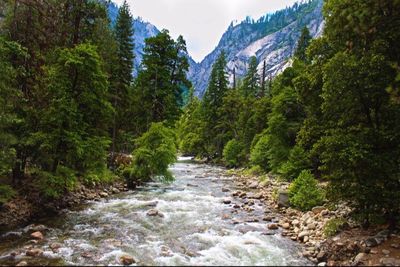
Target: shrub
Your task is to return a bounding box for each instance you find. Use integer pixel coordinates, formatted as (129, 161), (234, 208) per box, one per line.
(125, 123), (177, 186)
(323, 217), (347, 237)
(82, 168), (116, 186)
(250, 134), (270, 171)
(279, 145), (311, 181)
(289, 170), (324, 211)
(0, 185), (16, 205)
(37, 165), (77, 198)
(223, 139), (245, 167)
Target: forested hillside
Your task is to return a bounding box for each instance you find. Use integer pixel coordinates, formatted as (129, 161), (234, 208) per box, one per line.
(178, 0), (400, 227)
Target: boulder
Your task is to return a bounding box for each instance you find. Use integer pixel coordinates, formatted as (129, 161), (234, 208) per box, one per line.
(30, 231), (43, 240)
(146, 209), (164, 217)
(267, 223), (279, 230)
(249, 181), (259, 189)
(222, 188), (230, 192)
(120, 255), (135, 265)
(282, 223), (290, 229)
(277, 190), (290, 207)
(222, 199), (231, 204)
(99, 192), (108, 197)
(26, 248), (43, 257)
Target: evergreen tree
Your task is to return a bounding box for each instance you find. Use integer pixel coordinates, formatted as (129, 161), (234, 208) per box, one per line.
(201, 51), (229, 159)
(241, 56), (260, 97)
(135, 30), (191, 133)
(294, 26), (311, 62)
(110, 0), (135, 154)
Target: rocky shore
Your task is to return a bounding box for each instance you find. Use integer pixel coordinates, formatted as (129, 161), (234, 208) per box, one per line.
(228, 171), (400, 266)
(0, 180), (129, 230)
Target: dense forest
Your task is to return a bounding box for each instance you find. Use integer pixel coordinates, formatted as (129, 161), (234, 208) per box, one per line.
(177, 1), (400, 228)
(0, 0), (400, 233)
(0, 0), (189, 202)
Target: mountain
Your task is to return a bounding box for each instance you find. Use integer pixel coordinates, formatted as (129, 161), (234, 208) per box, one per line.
(189, 0), (324, 97)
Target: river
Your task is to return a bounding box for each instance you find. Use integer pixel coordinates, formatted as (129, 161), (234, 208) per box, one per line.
(0, 157), (310, 266)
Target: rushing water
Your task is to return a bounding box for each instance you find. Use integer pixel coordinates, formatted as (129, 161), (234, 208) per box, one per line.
(0, 157), (310, 266)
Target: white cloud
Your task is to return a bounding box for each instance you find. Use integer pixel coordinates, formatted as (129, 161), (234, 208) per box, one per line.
(114, 0), (298, 62)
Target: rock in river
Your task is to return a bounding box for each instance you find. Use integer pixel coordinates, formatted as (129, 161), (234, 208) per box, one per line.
(120, 255), (135, 265)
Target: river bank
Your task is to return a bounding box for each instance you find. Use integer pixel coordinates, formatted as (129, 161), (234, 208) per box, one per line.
(0, 179), (129, 231)
(227, 169), (400, 266)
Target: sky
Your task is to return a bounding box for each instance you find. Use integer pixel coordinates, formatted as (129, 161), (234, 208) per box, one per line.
(114, 0), (299, 62)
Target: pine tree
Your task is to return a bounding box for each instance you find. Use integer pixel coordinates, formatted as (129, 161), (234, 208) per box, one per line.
(294, 26), (311, 62)
(134, 30), (191, 133)
(241, 56), (260, 97)
(110, 0), (135, 154)
(201, 51), (229, 159)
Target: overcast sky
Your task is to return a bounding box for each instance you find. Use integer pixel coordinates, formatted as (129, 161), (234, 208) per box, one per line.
(114, 0), (299, 62)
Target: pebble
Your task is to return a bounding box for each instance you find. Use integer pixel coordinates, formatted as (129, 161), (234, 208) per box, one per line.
(382, 249), (390, 255)
(222, 199), (232, 204)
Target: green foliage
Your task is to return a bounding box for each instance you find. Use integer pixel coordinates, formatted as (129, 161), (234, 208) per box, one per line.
(0, 185), (16, 205)
(323, 218), (347, 237)
(36, 166), (77, 199)
(223, 139), (245, 167)
(289, 170), (324, 211)
(294, 26), (312, 62)
(125, 123), (177, 186)
(134, 31), (191, 133)
(250, 134), (270, 171)
(279, 145), (311, 181)
(241, 56), (260, 97)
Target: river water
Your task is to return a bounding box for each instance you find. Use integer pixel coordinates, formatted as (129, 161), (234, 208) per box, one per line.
(0, 157), (310, 266)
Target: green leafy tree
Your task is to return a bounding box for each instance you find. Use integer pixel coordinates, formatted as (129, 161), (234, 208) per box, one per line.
(223, 139), (246, 168)
(124, 123), (177, 187)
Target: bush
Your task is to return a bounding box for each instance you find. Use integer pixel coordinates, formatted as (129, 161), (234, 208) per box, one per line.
(125, 123), (177, 186)
(289, 170), (324, 211)
(279, 145), (311, 181)
(82, 168), (116, 187)
(323, 217), (347, 237)
(250, 134), (270, 171)
(0, 185), (16, 205)
(223, 139), (245, 167)
(37, 165), (77, 198)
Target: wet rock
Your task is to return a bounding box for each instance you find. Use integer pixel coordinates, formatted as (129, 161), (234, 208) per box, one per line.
(26, 239), (38, 244)
(353, 252), (366, 264)
(112, 188), (120, 194)
(317, 262), (326, 267)
(99, 192), (108, 197)
(263, 216), (274, 222)
(233, 204), (240, 209)
(16, 261), (28, 267)
(249, 181), (259, 189)
(277, 190), (289, 207)
(81, 252), (93, 258)
(222, 214), (231, 220)
(30, 231), (43, 240)
(380, 257), (399, 266)
(144, 201), (158, 207)
(120, 255), (135, 265)
(186, 183), (199, 187)
(268, 223), (279, 230)
(26, 248), (44, 257)
(147, 209), (164, 217)
(282, 223), (290, 229)
(222, 188), (230, 192)
(223, 199), (232, 204)
(237, 225), (259, 234)
(49, 242), (62, 252)
(365, 237), (379, 247)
